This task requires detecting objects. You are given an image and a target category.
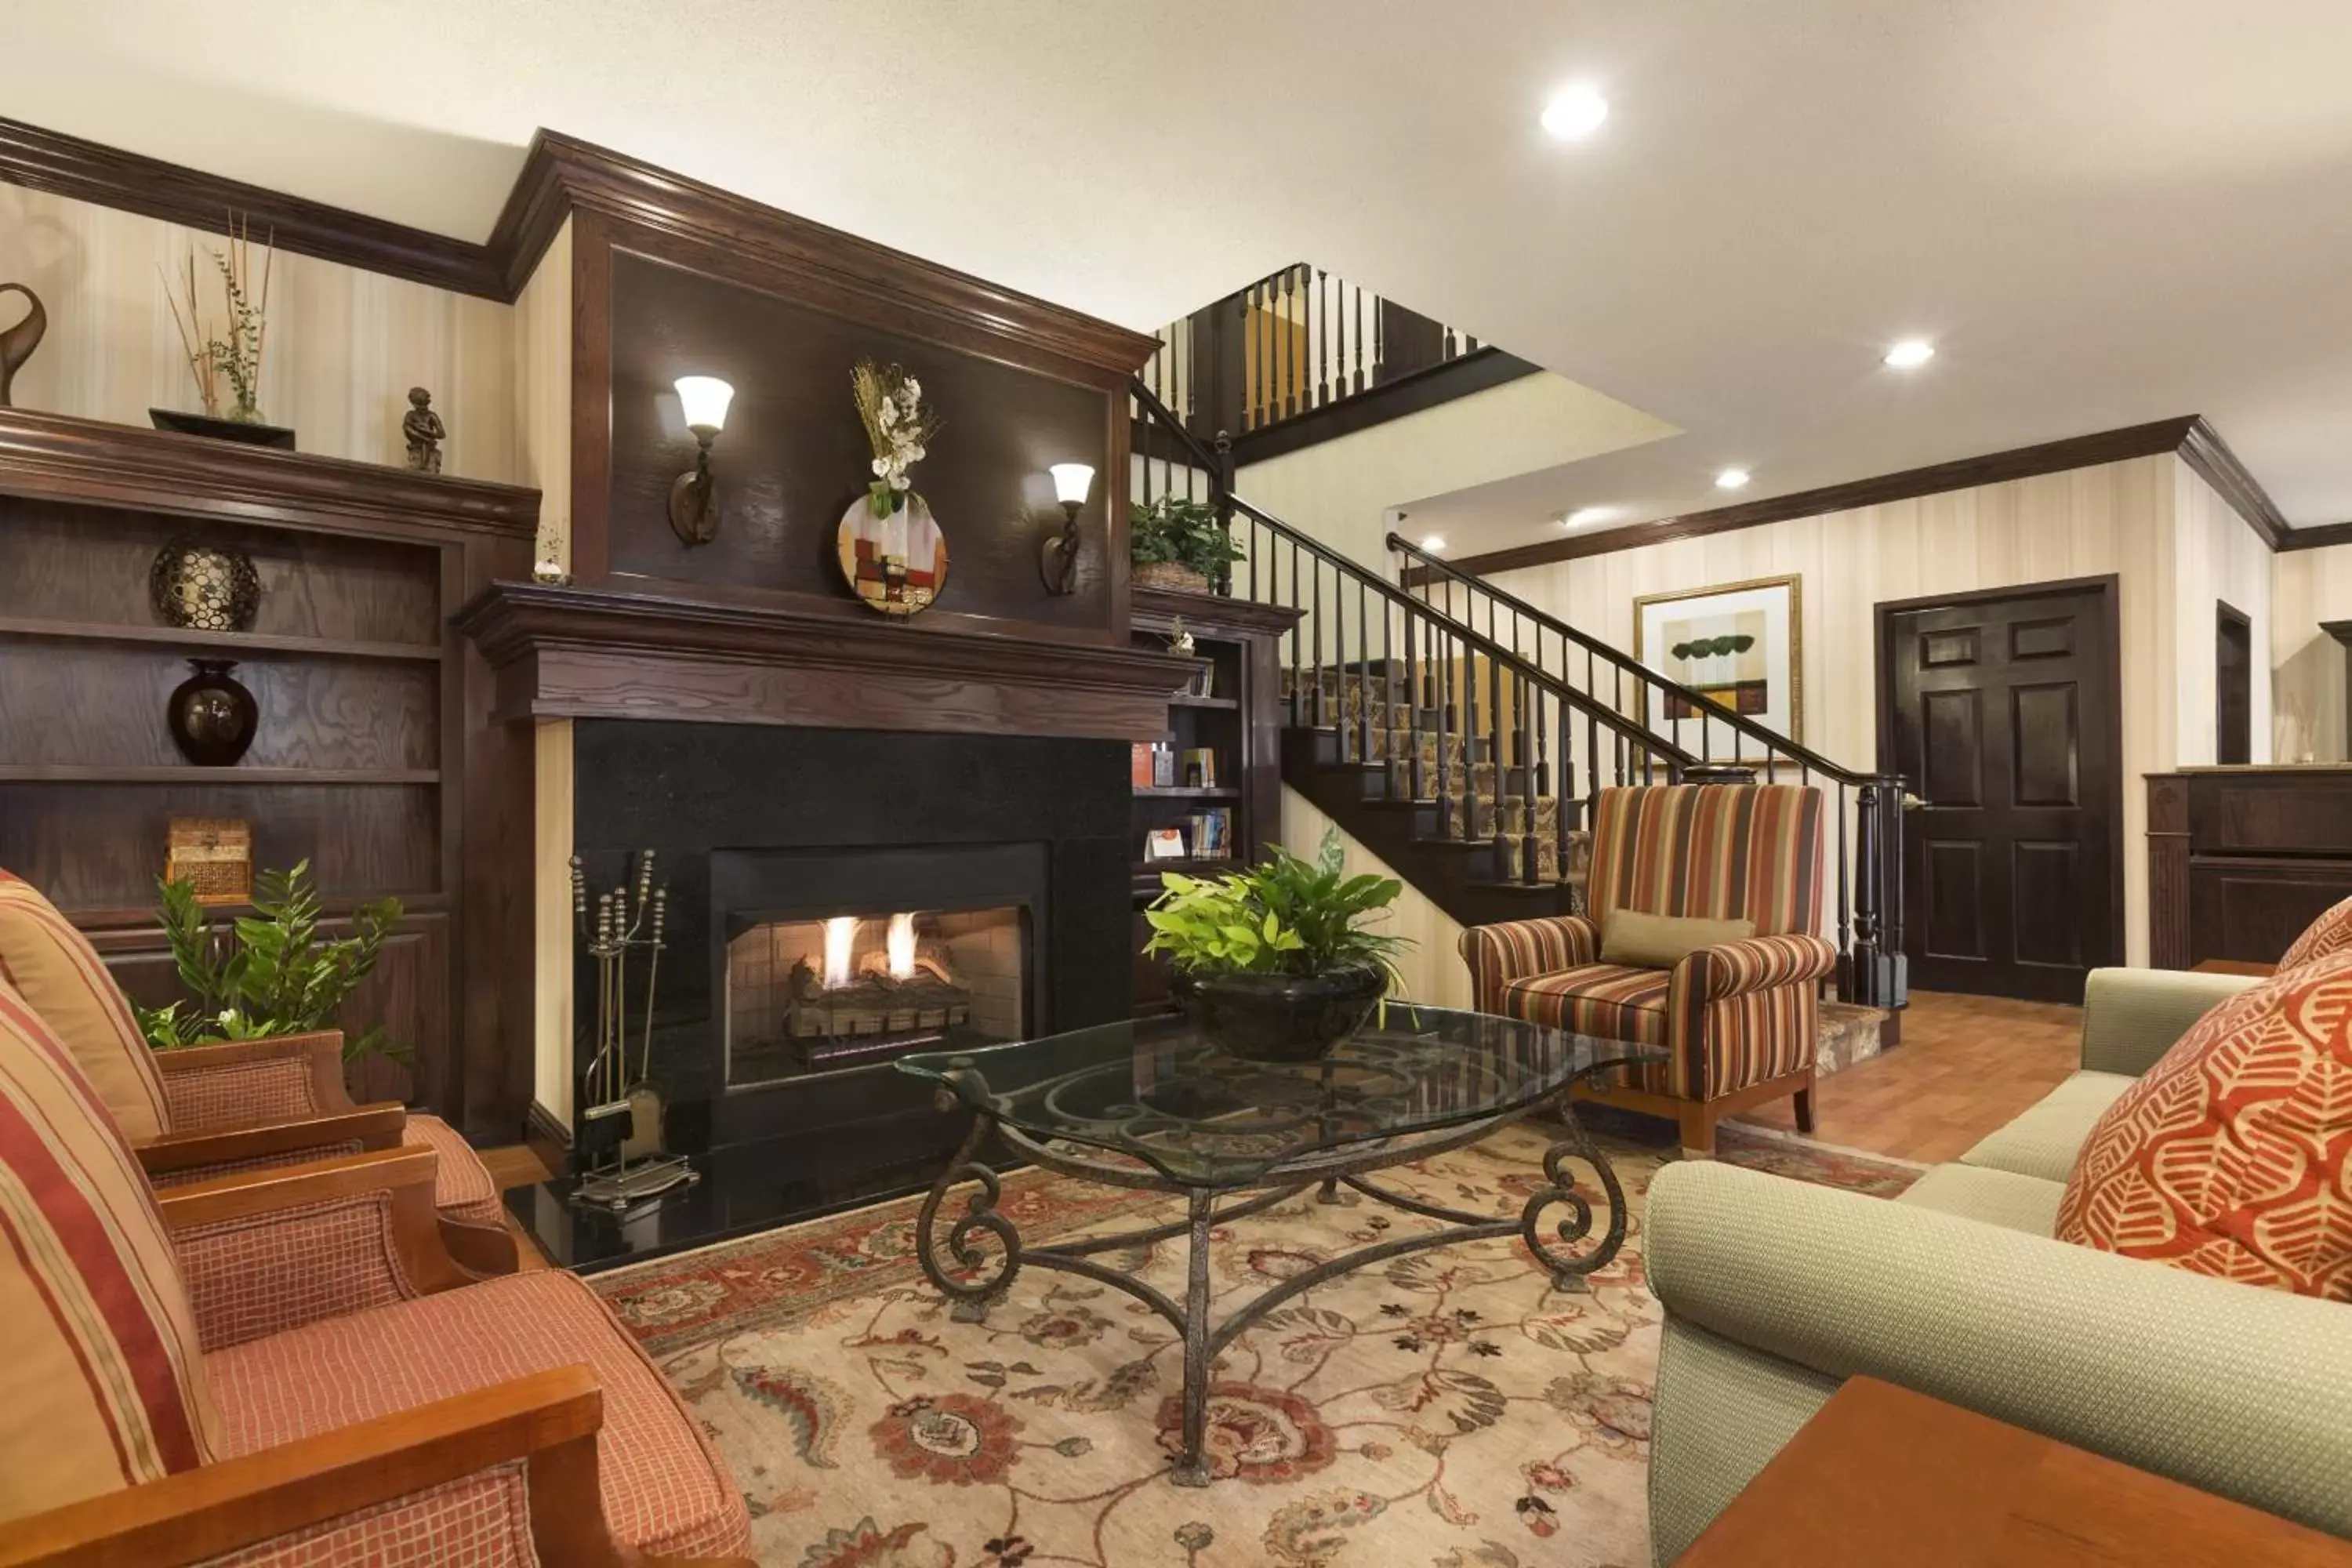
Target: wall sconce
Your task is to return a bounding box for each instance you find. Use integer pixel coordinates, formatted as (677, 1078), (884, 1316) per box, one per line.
(1039, 462), (1095, 594)
(667, 375), (735, 547)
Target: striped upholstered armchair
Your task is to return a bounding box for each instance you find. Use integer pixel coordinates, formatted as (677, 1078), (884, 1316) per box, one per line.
(1461, 784), (1834, 1156)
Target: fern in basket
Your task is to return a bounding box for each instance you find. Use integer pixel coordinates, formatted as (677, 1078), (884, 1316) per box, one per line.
(136, 860), (408, 1065)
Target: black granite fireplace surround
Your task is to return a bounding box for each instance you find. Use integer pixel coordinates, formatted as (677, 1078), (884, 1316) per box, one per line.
(570, 718), (1131, 1163)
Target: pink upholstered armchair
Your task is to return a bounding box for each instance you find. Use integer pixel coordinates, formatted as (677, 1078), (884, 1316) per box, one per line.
(0, 868), (515, 1273)
(1460, 785), (1834, 1155)
(0, 983), (752, 1566)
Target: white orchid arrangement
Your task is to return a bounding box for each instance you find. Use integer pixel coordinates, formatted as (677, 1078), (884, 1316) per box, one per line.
(851, 358), (942, 516)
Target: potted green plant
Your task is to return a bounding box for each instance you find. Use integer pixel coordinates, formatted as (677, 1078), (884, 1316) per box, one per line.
(1143, 827), (1410, 1061)
(1130, 495), (1247, 592)
(135, 860), (409, 1066)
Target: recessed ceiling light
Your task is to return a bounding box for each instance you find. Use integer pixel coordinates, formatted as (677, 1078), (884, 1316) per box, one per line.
(1562, 506), (1621, 528)
(1883, 338), (1936, 369)
(1541, 85), (1610, 141)
(1714, 468), (1751, 491)
(1420, 534), (1448, 553)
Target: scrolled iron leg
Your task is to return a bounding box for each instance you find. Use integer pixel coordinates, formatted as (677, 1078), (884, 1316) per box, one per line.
(1316, 1175), (1342, 1205)
(915, 1104), (1022, 1324)
(1519, 1101), (1628, 1292)
(1171, 1189), (1216, 1487)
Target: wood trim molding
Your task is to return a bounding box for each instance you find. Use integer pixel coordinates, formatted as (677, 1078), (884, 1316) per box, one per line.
(0, 114), (505, 299)
(0, 405), (540, 539)
(1227, 349), (1542, 466)
(453, 579), (1196, 742)
(1433, 418), (2205, 580)
(1131, 584), (1308, 638)
(2278, 521), (2352, 553)
(2176, 416), (2287, 549)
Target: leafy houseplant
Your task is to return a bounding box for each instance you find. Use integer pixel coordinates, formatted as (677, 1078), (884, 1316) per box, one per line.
(1144, 827), (1410, 1061)
(1130, 496), (1246, 590)
(136, 861), (408, 1065)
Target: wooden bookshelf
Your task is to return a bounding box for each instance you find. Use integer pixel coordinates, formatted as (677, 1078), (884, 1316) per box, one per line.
(1127, 586), (1305, 1018)
(0, 408), (538, 1130)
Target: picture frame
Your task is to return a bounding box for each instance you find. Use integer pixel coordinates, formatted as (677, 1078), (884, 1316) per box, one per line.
(1632, 575), (1803, 752)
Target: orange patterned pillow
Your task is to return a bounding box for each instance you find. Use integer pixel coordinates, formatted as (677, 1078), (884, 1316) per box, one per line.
(0, 869), (172, 1139)
(2279, 894), (2352, 973)
(2056, 951), (2352, 1299)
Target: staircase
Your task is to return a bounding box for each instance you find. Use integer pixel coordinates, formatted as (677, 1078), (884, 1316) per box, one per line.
(1129, 363), (1909, 1014)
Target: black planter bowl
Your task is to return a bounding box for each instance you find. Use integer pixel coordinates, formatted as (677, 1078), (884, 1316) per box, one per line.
(1171, 965), (1386, 1063)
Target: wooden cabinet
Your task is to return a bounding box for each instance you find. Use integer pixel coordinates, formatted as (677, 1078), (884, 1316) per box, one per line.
(2146, 767), (2352, 968)
(0, 408), (538, 1135)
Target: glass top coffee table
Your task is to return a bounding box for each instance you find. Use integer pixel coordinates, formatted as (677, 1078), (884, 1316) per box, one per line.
(898, 1003), (1667, 1486)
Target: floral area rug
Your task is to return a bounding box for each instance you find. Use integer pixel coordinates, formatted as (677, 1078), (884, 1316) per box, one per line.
(596, 1125), (1918, 1568)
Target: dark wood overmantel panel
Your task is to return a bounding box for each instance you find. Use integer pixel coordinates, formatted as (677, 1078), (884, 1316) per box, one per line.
(455, 579), (1196, 741)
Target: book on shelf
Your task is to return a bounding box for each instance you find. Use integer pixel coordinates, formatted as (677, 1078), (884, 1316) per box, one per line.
(1183, 807), (1232, 861)
(1143, 827), (1189, 862)
(1130, 742), (1156, 789)
(1181, 747), (1218, 789)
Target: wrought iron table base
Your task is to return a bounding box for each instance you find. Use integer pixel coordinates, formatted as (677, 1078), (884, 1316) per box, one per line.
(913, 1083), (1628, 1486)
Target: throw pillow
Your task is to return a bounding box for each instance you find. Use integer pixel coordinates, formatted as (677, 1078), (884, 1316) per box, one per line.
(0, 869), (172, 1139)
(1600, 909), (1755, 970)
(2056, 948), (2352, 1300)
(0, 979), (218, 1521)
(2279, 894), (2352, 973)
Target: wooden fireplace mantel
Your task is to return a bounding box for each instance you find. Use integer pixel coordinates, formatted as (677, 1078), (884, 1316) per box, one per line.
(453, 579), (1198, 742)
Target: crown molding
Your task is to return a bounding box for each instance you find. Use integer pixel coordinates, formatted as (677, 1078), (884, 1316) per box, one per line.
(0, 115), (506, 299)
(1427, 414), (2319, 581)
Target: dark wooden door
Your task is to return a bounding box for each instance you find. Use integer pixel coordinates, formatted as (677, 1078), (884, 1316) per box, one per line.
(1878, 579), (2122, 1002)
(2216, 601), (2252, 766)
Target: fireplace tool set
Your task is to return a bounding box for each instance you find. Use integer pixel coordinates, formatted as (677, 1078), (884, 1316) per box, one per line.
(569, 851), (700, 1211)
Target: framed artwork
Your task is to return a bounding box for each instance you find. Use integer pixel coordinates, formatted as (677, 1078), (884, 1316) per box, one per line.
(1633, 575), (1803, 752)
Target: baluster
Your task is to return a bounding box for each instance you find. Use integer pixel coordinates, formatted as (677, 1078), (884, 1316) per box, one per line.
(1352, 285), (1367, 395)
(1356, 579), (1372, 764)
(1316, 269), (1330, 408)
(1882, 776), (1906, 1004)
(1445, 321), (1458, 361)
(1435, 628), (1454, 833)
(1486, 650), (1507, 870)
(1518, 671), (1537, 883)
(1372, 290), (1385, 382)
(1287, 539), (1303, 724)
(1311, 559), (1327, 728)
(1404, 608), (1425, 800)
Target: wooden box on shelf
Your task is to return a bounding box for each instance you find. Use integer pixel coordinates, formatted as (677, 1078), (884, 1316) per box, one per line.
(165, 817), (252, 905)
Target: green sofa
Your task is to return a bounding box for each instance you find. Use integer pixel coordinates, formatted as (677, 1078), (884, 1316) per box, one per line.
(1642, 967), (2352, 1563)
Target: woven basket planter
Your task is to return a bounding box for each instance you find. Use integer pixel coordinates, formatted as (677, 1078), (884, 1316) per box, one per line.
(1134, 561), (1210, 592)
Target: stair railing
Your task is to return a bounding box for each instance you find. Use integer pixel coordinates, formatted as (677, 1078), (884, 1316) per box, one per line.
(1391, 534), (1907, 1007)
(1131, 377), (1693, 898)
(1137, 263), (1489, 448)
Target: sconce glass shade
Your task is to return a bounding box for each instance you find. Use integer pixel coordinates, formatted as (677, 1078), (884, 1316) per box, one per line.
(675, 376), (735, 434)
(1049, 463), (1095, 506)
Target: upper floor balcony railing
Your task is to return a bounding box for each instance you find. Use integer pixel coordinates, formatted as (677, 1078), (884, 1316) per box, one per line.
(1138, 264), (1532, 461)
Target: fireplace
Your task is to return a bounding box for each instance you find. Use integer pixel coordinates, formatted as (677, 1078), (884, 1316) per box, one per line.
(710, 839), (1046, 1087)
(517, 720), (1128, 1271)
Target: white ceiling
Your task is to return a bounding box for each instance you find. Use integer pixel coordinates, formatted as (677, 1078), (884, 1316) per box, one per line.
(14, 1), (2352, 555)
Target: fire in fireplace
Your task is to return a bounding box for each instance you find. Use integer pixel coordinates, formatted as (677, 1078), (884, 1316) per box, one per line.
(725, 906), (1026, 1087)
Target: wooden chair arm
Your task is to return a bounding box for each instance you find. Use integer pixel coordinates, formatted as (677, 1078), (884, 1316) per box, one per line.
(133, 1104), (405, 1174)
(158, 1145), (470, 1298)
(0, 1366), (747, 1567)
(151, 1031), (357, 1113)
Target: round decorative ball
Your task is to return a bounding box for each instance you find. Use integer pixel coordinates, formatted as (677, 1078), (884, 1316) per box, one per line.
(151, 540), (260, 633)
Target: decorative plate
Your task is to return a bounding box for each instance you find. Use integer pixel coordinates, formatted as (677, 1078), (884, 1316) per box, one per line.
(836, 493), (947, 617)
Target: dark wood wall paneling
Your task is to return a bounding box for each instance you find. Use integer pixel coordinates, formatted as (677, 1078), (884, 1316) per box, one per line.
(0, 412), (538, 1136)
(602, 252), (1120, 635)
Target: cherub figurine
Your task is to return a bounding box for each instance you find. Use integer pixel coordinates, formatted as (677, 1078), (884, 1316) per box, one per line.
(402, 386), (446, 474)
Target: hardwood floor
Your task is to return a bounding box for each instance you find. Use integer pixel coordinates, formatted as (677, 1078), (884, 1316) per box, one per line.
(1736, 989), (2083, 1163)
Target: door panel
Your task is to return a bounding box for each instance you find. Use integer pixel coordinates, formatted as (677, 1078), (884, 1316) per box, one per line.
(1881, 582), (2120, 1001)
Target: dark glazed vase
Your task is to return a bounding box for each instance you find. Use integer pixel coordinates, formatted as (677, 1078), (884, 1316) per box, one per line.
(166, 659), (259, 766)
(1171, 965), (1387, 1063)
